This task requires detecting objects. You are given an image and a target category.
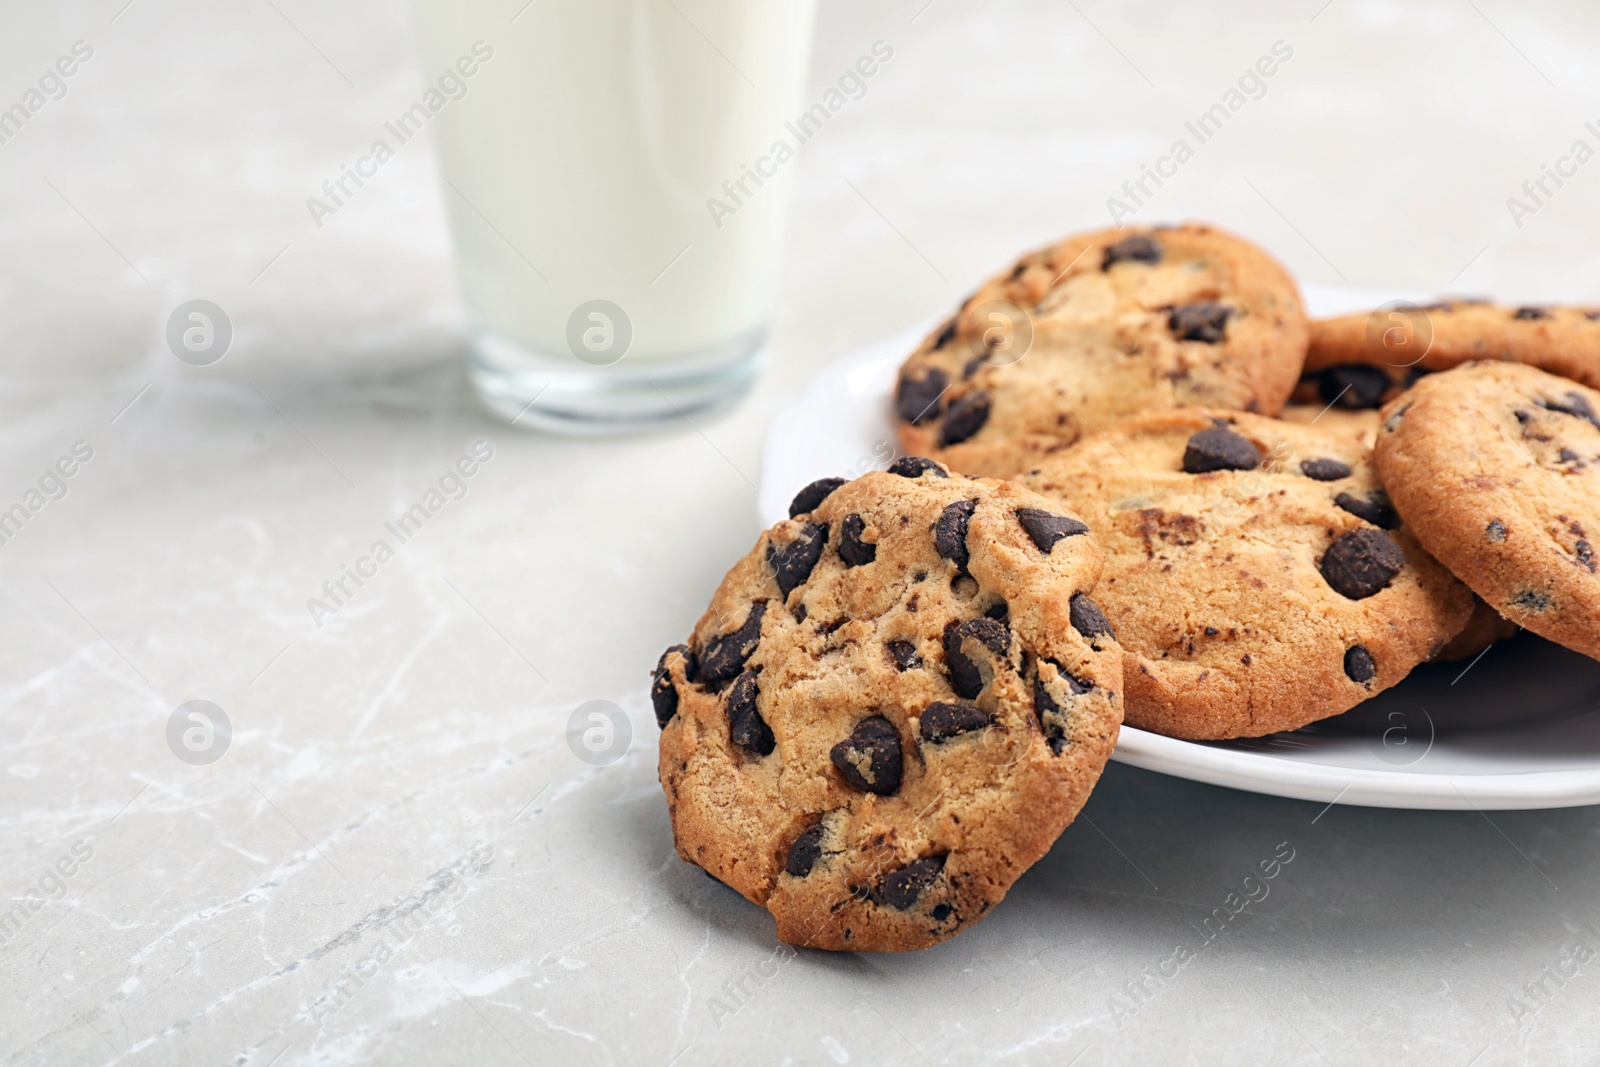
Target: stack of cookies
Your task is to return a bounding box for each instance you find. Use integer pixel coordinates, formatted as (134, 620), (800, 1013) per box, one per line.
(653, 222), (1600, 951)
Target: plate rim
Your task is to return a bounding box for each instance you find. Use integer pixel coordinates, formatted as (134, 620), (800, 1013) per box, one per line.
(1113, 726), (1600, 810)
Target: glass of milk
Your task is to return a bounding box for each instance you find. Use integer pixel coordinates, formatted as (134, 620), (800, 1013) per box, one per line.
(408, 0), (818, 432)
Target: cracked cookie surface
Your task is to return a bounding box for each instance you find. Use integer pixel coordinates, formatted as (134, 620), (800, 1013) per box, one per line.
(893, 222), (1308, 479)
(1020, 409), (1474, 739)
(655, 463), (1122, 951)
(1375, 362), (1600, 661)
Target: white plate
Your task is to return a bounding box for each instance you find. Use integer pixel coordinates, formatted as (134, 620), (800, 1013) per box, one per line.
(760, 285), (1600, 810)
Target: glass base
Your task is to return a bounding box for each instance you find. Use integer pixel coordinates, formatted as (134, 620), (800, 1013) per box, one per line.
(467, 326), (765, 434)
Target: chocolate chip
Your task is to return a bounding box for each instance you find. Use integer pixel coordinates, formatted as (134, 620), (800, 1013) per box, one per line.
(939, 391), (991, 446)
(984, 600), (1009, 622)
(651, 644), (695, 728)
(1320, 528), (1405, 600)
(699, 602), (766, 685)
(872, 854), (946, 910)
(1301, 457), (1352, 481)
(768, 524), (827, 598)
(651, 673), (678, 727)
(1335, 490), (1399, 529)
(1344, 645), (1376, 683)
(930, 903), (954, 922)
(1016, 507), (1090, 552)
(1103, 235), (1162, 269)
(1320, 364), (1391, 409)
(965, 617), (1011, 654)
(838, 514), (876, 567)
(896, 369), (949, 425)
(919, 701), (992, 742)
(1169, 302), (1232, 343)
(887, 639), (921, 671)
(1577, 539), (1596, 572)
(1069, 592), (1116, 643)
(1182, 426), (1261, 473)
(789, 477), (845, 518)
(830, 716), (903, 795)
(1540, 391), (1600, 429)
(933, 319), (958, 350)
(935, 499), (976, 573)
(726, 670), (775, 756)
(888, 456), (948, 479)
(944, 618), (1009, 699)
(1514, 306), (1551, 320)
(1510, 589), (1551, 612)
(1487, 519), (1507, 542)
(786, 823), (826, 877)
(1034, 659), (1090, 754)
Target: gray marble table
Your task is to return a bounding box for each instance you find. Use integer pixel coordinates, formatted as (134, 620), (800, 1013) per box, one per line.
(3, 1), (1599, 1063)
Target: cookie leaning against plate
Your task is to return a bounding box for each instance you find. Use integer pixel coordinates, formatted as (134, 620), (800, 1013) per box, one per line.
(893, 223), (1308, 479)
(654, 460), (1123, 952)
(1020, 410), (1475, 739)
(1375, 362), (1600, 661)
(1295, 299), (1600, 411)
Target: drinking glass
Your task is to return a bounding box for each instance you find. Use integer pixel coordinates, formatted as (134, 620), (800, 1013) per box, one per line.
(408, 0), (818, 431)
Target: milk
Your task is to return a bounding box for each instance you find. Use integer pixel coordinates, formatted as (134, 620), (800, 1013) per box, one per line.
(408, 0), (817, 424)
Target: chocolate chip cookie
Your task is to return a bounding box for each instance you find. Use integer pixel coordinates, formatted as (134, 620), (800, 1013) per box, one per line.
(655, 462), (1123, 951)
(1375, 362), (1600, 661)
(1019, 410), (1475, 739)
(894, 223), (1309, 479)
(1296, 300), (1600, 412)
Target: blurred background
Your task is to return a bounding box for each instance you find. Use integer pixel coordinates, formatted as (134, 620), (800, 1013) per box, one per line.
(4, 2), (1600, 1064)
